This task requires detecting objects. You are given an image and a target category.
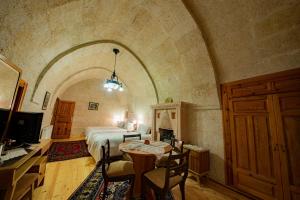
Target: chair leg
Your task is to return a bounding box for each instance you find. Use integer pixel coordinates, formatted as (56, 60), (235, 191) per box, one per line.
(103, 180), (108, 199)
(155, 191), (160, 200)
(129, 177), (135, 199)
(179, 182), (185, 200)
(141, 177), (147, 200)
(29, 182), (34, 200)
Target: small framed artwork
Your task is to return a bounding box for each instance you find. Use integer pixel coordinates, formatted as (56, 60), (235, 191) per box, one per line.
(42, 91), (51, 110)
(88, 102), (99, 110)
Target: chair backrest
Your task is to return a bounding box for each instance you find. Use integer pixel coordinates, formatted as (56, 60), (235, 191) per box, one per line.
(171, 138), (184, 153)
(164, 149), (190, 189)
(101, 139), (110, 179)
(123, 133), (142, 142)
(137, 124), (151, 135)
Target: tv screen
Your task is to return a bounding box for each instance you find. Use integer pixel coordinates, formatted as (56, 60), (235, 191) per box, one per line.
(8, 111), (43, 144)
(0, 108), (10, 140)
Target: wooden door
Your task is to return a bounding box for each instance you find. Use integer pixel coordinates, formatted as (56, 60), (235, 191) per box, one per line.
(229, 96), (283, 199)
(51, 98), (75, 139)
(273, 92), (300, 200)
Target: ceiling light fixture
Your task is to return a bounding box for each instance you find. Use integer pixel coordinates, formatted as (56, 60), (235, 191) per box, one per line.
(104, 48), (124, 92)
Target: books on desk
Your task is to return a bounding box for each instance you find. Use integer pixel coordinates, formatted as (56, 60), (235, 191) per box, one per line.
(1, 148), (28, 162)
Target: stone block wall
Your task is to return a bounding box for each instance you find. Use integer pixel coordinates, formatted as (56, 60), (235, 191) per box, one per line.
(60, 79), (130, 135)
(187, 106), (225, 183)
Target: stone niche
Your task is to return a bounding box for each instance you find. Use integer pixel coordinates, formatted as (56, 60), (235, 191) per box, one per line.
(159, 128), (174, 143)
(151, 101), (193, 142)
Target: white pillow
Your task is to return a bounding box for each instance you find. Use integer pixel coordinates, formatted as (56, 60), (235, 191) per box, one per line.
(117, 121), (125, 128)
(137, 124), (150, 135)
(127, 122), (135, 131)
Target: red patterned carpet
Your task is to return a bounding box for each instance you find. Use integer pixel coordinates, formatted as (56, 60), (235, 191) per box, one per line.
(68, 165), (174, 200)
(48, 140), (90, 162)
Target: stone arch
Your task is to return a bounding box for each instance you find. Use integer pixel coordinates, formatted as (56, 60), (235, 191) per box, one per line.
(31, 40), (159, 103)
(49, 66), (130, 107)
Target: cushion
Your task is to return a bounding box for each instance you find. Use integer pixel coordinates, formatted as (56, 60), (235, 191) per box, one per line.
(117, 121), (125, 128)
(123, 122), (128, 129)
(127, 122), (135, 131)
(137, 124), (150, 135)
(144, 168), (183, 189)
(122, 153), (133, 162)
(155, 156), (169, 167)
(155, 152), (180, 168)
(107, 160), (135, 177)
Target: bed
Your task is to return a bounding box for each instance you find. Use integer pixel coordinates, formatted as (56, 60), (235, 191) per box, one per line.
(85, 124), (152, 162)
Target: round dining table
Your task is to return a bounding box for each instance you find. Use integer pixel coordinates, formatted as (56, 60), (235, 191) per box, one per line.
(119, 140), (172, 198)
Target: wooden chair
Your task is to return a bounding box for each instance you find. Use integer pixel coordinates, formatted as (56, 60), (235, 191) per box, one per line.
(101, 139), (135, 199)
(156, 138), (184, 168)
(123, 133), (142, 142)
(122, 133), (142, 161)
(171, 138), (184, 153)
(142, 149), (190, 200)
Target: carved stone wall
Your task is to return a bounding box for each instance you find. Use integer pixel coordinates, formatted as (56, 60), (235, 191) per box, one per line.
(1, 0), (298, 185)
(60, 79), (130, 135)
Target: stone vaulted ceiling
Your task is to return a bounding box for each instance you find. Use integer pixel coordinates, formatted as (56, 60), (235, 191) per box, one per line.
(0, 0), (219, 112)
(183, 0), (300, 82)
(2, 0), (298, 112)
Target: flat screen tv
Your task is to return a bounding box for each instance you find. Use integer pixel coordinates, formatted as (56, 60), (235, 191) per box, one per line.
(7, 111), (43, 144)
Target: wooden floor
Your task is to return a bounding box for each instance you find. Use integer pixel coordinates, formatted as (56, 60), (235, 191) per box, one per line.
(33, 157), (95, 200)
(33, 157), (251, 200)
(33, 136), (250, 200)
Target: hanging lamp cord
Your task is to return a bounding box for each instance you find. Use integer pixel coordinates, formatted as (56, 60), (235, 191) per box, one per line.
(111, 49), (119, 81)
(113, 50), (117, 72)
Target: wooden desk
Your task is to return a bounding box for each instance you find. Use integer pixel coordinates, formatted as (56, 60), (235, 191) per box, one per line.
(119, 140), (172, 198)
(0, 139), (51, 200)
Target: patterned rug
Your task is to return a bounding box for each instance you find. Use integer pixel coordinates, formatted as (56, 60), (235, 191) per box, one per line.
(48, 140), (90, 162)
(68, 165), (174, 200)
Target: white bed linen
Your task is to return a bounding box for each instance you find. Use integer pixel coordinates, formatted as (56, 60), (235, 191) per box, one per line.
(85, 127), (151, 163)
(85, 127), (127, 145)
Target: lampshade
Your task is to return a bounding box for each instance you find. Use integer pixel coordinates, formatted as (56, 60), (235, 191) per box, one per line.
(104, 48), (124, 92)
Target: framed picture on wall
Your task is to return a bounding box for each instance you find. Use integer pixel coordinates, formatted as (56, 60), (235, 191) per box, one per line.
(88, 102), (99, 110)
(42, 91), (51, 110)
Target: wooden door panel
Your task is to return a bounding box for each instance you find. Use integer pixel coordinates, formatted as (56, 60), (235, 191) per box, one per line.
(229, 81), (270, 98)
(252, 115), (274, 179)
(230, 96), (281, 199)
(237, 171), (276, 199)
(233, 99), (268, 112)
(57, 101), (75, 116)
(51, 99), (75, 139)
(53, 123), (68, 138)
(51, 98), (59, 125)
(274, 93), (300, 199)
(291, 192), (300, 200)
(55, 116), (72, 122)
(278, 96), (300, 111)
(273, 78), (300, 93)
(52, 123), (71, 139)
(233, 116), (250, 170)
(282, 117), (300, 186)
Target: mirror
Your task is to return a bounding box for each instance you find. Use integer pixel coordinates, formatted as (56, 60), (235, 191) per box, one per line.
(0, 56), (21, 110)
(0, 55), (21, 142)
